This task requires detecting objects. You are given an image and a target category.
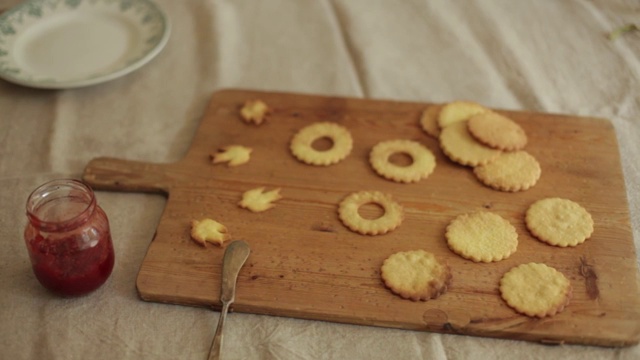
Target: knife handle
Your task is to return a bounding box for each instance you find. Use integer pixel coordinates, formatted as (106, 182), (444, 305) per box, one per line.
(208, 301), (230, 360)
(208, 241), (251, 360)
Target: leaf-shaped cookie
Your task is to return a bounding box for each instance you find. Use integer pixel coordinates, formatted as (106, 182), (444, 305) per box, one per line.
(211, 145), (252, 167)
(190, 219), (230, 247)
(239, 187), (282, 212)
(240, 99), (271, 125)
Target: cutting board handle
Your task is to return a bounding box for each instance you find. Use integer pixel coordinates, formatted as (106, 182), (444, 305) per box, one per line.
(82, 157), (171, 194)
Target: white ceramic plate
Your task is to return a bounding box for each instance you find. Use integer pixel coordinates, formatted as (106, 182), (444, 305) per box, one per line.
(0, 0), (170, 89)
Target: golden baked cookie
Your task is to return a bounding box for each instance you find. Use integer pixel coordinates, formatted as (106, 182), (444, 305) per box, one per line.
(419, 105), (442, 138)
(445, 212), (518, 262)
(439, 121), (502, 166)
(525, 198), (594, 247)
(467, 112), (528, 151)
(338, 191), (403, 235)
(381, 250), (452, 301)
(240, 99), (271, 125)
(438, 101), (489, 128)
(239, 187), (282, 212)
(500, 262), (572, 318)
(190, 219), (230, 247)
(369, 139), (436, 183)
(290, 122), (353, 166)
(210, 145), (253, 167)
(473, 151), (541, 192)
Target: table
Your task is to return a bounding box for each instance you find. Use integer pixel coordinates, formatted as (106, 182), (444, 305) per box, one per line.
(1, 0), (638, 359)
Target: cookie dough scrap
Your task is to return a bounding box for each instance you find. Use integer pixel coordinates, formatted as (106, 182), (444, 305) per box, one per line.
(369, 139), (436, 183)
(239, 187), (282, 212)
(290, 122), (353, 166)
(211, 145), (253, 167)
(439, 121), (502, 166)
(500, 262), (572, 318)
(473, 151), (541, 192)
(467, 112), (528, 151)
(190, 218), (230, 247)
(438, 101), (489, 129)
(338, 191), (403, 235)
(525, 198), (594, 247)
(381, 250), (452, 301)
(445, 212), (518, 262)
(240, 99), (271, 125)
(419, 104), (443, 138)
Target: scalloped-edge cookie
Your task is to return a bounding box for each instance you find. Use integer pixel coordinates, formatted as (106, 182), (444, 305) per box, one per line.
(467, 112), (528, 151)
(445, 211), (518, 262)
(525, 197), (594, 247)
(369, 139), (436, 183)
(290, 122), (353, 166)
(381, 249), (452, 301)
(419, 105), (442, 138)
(500, 262), (572, 318)
(473, 151), (541, 192)
(439, 121), (502, 167)
(438, 101), (489, 128)
(338, 191), (403, 235)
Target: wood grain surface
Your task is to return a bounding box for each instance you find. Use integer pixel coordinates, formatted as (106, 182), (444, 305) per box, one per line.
(83, 89), (640, 347)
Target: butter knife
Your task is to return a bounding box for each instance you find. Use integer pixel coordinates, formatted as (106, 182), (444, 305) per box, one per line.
(208, 240), (251, 360)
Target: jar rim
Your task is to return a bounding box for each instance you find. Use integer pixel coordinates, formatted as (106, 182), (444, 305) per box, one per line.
(26, 179), (97, 232)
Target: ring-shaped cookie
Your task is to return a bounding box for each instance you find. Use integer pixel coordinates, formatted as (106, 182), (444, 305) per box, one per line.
(369, 140), (436, 183)
(290, 122), (353, 166)
(338, 191), (403, 235)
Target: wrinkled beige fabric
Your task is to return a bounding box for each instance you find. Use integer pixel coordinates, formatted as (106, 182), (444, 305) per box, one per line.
(1, 0), (638, 359)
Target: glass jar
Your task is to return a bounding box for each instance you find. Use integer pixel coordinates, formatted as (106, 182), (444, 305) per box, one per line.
(24, 179), (115, 297)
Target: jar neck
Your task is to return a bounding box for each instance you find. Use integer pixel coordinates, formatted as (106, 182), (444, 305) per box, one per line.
(26, 179), (97, 233)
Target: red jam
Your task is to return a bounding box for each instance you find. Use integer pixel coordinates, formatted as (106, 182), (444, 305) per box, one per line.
(24, 179), (115, 297)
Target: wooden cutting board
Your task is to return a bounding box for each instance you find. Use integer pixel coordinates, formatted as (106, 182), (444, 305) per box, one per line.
(82, 89), (640, 347)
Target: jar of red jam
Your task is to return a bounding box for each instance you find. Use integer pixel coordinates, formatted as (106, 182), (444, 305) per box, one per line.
(24, 179), (115, 297)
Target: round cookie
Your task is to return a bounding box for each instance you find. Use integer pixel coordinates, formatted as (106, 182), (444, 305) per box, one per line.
(381, 250), (452, 301)
(500, 262), (572, 318)
(473, 151), (541, 192)
(290, 122), (353, 166)
(369, 139), (436, 183)
(338, 191), (403, 235)
(467, 112), (528, 151)
(419, 105), (442, 138)
(445, 212), (518, 262)
(438, 101), (489, 128)
(439, 121), (502, 167)
(525, 198), (594, 247)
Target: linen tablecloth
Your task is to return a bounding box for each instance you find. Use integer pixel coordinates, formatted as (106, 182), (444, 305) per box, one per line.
(1, 0), (639, 359)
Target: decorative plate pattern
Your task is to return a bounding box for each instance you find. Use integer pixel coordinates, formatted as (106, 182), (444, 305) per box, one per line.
(0, 0), (170, 88)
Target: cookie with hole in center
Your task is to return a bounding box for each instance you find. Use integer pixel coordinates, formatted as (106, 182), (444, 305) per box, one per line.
(338, 191), (403, 235)
(290, 122), (353, 166)
(369, 139), (436, 183)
